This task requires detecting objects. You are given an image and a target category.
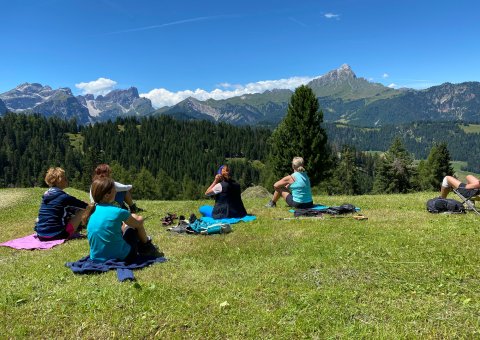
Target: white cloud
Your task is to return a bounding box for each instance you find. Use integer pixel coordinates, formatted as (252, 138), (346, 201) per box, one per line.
(388, 83), (397, 88)
(324, 13), (340, 19)
(75, 78), (117, 96)
(141, 76), (316, 108)
(382, 73), (389, 78)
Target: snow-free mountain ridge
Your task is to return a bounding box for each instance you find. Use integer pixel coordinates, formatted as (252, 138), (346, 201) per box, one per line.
(1, 65), (480, 126)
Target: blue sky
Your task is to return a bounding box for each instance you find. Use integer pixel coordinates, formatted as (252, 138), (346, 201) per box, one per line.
(1, 0), (479, 107)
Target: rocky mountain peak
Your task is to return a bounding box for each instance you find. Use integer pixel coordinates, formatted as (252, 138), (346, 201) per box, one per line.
(326, 64), (356, 81)
(99, 87), (140, 104)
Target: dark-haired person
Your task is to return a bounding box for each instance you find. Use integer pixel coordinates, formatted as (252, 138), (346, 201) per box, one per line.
(35, 167), (88, 241)
(265, 157), (313, 209)
(440, 175), (480, 199)
(83, 177), (161, 262)
(204, 165), (247, 219)
(90, 163), (143, 213)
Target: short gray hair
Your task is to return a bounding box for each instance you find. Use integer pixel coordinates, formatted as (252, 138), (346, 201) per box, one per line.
(292, 157), (305, 172)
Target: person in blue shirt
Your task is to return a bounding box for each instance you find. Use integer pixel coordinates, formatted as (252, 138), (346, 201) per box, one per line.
(35, 167), (88, 240)
(83, 177), (161, 263)
(265, 157), (314, 209)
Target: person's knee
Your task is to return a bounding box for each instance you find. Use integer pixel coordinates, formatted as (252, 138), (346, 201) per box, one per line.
(441, 176), (450, 188)
(68, 213), (83, 228)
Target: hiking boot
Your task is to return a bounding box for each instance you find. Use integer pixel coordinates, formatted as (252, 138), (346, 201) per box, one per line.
(189, 213), (197, 224)
(129, 203), (145, 214)
(138, 239), (164, 257)
(264, 200), (276, 208)
(221, 224), (232, 234)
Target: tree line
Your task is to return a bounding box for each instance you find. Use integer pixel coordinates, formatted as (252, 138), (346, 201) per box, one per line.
(0, 86), (465, 198)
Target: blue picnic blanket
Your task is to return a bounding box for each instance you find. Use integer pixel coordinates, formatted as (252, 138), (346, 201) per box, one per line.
(289, 204), (329, 213)
(65, 255), (167, 282)
(200, 215), (257, 224)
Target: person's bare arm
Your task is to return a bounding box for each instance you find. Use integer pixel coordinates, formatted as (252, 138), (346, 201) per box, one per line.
(205, 174), (222, 195)
(273, 175), (294, 190)
(124, 214), (144, 229)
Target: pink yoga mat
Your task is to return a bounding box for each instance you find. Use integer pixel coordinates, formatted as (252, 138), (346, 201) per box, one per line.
(0, 233), (82, 250)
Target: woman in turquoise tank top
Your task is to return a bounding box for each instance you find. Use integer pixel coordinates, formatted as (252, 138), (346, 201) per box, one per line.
(265, 157), (313, 209)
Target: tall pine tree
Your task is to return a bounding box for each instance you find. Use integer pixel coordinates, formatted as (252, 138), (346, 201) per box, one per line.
(373, 137), (418, 193)
(268, 85), (330, 185)
(418, 142), (453, 190)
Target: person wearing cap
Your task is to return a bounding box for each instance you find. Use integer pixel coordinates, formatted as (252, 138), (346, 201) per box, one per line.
(90, 163), (143, 213)
(265, 156), (314, 209)
(204, 164), (247, 219)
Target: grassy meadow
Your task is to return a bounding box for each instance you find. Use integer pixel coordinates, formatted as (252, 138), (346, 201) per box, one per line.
(1, 188), (480, 338)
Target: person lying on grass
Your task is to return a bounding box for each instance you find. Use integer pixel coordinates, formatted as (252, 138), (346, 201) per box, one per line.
(440, 175), (480, 199)
(90, 163), (143, 213)
(265, 156), (314, 209)
(35, 167), (88, 241)
(83, 177), (162, 263)
(205, 164), (247, 219)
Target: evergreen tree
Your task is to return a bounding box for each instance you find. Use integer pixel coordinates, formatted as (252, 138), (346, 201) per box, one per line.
(328, 145), (360, 195)
(373, 137), (418, 193)
(110, 161), (132, 186)
(268, 85), (330, 185)
(133, 167), (157, 200)
(156, 169), (177, 200)
(419, 143), (453, 190)
(182, 174), (202, 200)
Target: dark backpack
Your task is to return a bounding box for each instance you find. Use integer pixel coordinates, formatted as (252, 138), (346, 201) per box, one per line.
(326, 204), (358, 215)
(426, 198), (465, 214)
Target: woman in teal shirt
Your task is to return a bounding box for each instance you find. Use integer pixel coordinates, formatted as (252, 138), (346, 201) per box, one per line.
(265, 157), (313, 209)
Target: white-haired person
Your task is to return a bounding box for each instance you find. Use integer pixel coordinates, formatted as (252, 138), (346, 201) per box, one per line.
(440, 175), (480, 199)
(265, 157), (314, 209)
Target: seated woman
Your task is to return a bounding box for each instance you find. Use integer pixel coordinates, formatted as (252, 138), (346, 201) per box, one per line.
(90, 163), (143, 213)
(265, 157), (314, 209)
(35, 167), (88, 241)
(440, 175), (480, 199)
(83, 177), (161, 263)
(204, 165), (247, 219)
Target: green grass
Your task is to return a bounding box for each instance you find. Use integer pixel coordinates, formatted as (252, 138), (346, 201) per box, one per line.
(1, 189), (480, 338)
(459, 123), (480, 134)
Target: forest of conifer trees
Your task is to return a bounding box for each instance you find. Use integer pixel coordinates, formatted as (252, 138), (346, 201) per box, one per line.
(0, 111), (475, 199)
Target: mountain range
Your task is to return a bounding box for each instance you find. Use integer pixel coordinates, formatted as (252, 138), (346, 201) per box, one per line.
(0, 83), (153, 124)
(1, 64), (480, 126)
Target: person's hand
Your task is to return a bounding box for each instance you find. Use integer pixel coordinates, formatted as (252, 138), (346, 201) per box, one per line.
(214, 174), (222, 183)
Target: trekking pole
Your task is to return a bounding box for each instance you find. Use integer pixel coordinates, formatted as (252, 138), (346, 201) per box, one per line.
(273, 216), (324, 220)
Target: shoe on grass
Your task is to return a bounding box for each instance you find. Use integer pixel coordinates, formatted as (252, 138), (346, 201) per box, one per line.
(129, 203), (145, 214)
(264, 200), (276, 208)
(138, 239), (164, 257)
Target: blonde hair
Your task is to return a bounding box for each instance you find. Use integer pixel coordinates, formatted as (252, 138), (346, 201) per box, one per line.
(292, 157), (305, 172)
(44, 167), (66, 187)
